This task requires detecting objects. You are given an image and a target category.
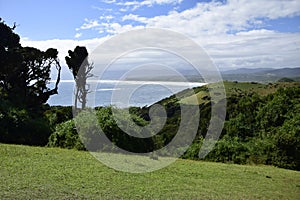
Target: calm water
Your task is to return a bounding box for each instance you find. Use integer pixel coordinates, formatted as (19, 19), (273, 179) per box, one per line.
(47, 80), (206, 108)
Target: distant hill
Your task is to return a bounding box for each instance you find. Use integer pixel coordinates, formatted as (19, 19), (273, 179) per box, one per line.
(124, 67), (300, 83)
(221, 68), (272, 75)
(221, 67), (300, 82)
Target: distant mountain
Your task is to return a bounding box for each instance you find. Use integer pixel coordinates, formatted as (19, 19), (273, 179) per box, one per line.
(221, 68), (272, 75)
(103, 67), (299, 83)
(220, 67), (300, 82)
(265, 68), (300, 77)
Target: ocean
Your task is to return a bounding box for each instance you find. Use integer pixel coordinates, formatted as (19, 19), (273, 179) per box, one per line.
(47, 80), (206, 108)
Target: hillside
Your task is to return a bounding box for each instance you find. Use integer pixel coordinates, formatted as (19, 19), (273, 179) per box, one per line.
(222, 67), (300, 77)
(140, 81), (300, 170)
(157, 81), (300, 106)
(220, 67), (300, 82)
(124, 67), (300, 83)
(43, 81), (299, 171)
(1, 143), (299, 200)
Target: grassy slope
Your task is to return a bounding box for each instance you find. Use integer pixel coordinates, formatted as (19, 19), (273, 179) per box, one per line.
(1, 144), (299, 199)
(180, 81), (300, 105)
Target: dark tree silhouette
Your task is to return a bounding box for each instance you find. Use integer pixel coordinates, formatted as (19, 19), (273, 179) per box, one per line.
(65, 46), (93, 110)
(0, 19), (61, 108)
(0, 19), (61, 145)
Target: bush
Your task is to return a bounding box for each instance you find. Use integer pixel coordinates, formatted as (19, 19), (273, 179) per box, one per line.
(181, 137), (203, 159)
(48, 107), (154, 152)
(272, 113), (300, 170)
(246, 137), (275, 165)
(94, 107), (154, 153)
(0, 101), (51, 146)
(44, 106), (73, 131)
(206, 136), (249, 164)
(47, 120), (85, 150)
(277, 77), (295, 82)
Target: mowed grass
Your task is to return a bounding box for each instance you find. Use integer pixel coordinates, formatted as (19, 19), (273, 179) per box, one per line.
(1, 144), (299, 199)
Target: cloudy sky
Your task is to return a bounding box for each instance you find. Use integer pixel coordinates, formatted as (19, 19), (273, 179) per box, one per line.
(1, 0), (300, 74)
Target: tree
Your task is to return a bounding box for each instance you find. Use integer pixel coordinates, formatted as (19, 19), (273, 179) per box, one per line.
(0, 19), (61, 145)
(65, 46), (93, 110)
(273, 112), (300, 170)
(0, 19), (61, 109)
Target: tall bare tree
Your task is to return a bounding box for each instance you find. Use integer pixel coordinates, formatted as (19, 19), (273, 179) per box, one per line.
(65, 46), (93, 110)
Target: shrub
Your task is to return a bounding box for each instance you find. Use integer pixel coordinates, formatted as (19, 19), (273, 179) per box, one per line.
(205, 136), (249, 164)
(272, 113), (300, 170)
(247, 137), (275, 165)
(181, 137), (203, 159)
(47, 120), (85, 150)
(0, 101), (51, 146)
(277, 77), (295, 82)
(44, 106), (73, 131)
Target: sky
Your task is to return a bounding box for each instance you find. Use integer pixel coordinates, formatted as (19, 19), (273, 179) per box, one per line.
(1, 0), (300, 77)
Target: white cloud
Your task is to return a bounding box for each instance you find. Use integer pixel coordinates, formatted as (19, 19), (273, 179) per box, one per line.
(74, 33), (82, 38)
(113, 0), (300, 69)
(76, 18), (101, 31)
(99, 15), (114, 20)
(20, 37), (112, 80)
(102, 0), (183, 11)
(121, 0), (300, 36)
(122, 14), (148, 22)
(20, 27), (300, 76)
(101, 22), (145, 34)
(102, 0), (116, 4)
(119, 8), (128, 12)
(20, 37), (109, 66)
(202, 30), (300, 69)
(26, 0), (300, 70)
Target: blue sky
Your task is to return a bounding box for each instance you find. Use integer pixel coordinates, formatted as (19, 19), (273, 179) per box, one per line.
(1, 0), (198, 40)
(1, 0), (300, 70)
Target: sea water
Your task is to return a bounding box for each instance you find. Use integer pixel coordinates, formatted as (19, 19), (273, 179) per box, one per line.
(47, 80), (206, 108)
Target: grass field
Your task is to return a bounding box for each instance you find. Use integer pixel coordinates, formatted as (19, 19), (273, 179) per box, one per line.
(1, 144), (299, 199)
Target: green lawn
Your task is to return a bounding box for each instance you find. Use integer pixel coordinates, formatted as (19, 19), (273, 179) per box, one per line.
(1, 143), (299, 199)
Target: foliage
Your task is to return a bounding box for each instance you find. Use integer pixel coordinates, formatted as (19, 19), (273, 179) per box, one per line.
(277, 77), (295, 82)
(0, 99), (51, 145)
(271, 103), (300, 170)
(44, 106), (73, 132)
(44, 83), (300, 170)
(0, 19), (61, 145)
(205, 86), (299, 169)
(47, 106), (154, 153)
(156, 83), (300, 170)
(0, 20), (61, 108)
(65, 46), (93, 109)
(204, 136), (247, 164)
(180, 136), (203, 159)
(94, 106), (154, 152)
(47, 120), (85, 150)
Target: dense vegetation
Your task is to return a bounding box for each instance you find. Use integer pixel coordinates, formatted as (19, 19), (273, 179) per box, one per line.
(204, 84), (300, 170)
(0, 20), (88, 145)
(46, 82), (300, 170)
(0, 19), (61, 145)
